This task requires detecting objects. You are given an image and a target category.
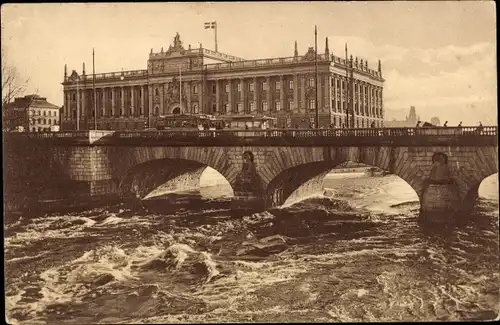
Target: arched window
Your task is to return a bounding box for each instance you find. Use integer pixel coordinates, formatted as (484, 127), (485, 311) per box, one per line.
(48, 111), (52, 117)
(37, 118), (41, 124)
(43, 119), (46, 124)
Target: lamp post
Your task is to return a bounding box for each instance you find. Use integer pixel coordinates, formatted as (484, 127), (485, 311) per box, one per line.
(76, 75), (80, 131)
(314, 25), (319, 129)
(147, 66), (151, 128)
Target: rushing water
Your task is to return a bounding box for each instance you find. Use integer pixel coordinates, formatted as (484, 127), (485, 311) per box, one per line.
(4, 173), (499, 324)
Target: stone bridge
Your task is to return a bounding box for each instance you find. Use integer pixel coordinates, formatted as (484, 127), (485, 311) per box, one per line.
(3, 127), (498, 221)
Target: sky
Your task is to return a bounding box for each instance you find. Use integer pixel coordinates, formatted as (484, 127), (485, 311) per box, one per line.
(1, 1), (497, 125)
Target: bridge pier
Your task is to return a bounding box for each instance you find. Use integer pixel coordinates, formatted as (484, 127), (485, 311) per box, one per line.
(420, 183), (461, 223)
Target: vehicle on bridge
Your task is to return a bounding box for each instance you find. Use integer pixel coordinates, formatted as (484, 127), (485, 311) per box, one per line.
(156, 113), (223, 131)
(155, 113), (277, 131)
(218, 115), (277, 130)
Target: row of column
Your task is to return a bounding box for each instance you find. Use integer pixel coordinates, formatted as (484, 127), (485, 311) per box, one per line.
(64, 85), (149, 119)
(209, 74), (330, 115)
(330, 75), (383, 118)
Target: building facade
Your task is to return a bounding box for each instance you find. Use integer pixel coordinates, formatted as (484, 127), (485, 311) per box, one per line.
(61, 33), (384, 130)
(3, 94), (60, 132)
(384, 106), (420, 128)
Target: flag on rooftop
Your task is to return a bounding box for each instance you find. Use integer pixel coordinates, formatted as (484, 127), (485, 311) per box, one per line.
(204, 21), (216, 29)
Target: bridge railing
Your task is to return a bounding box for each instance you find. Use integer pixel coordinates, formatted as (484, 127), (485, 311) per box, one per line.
(6, 126), (497, 140)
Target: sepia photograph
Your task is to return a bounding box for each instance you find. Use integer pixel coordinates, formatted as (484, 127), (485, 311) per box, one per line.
(2, 1), (499, 324)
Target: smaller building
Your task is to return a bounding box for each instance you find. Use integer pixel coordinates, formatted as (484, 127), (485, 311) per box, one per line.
(3, 95), (61, 132)
(384, 106), (420, 128)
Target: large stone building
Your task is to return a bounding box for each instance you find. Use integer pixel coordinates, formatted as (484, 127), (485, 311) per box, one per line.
(61, 33), (384, 130)
(3, 94), (60, 132)
(384, 106), (420, 128)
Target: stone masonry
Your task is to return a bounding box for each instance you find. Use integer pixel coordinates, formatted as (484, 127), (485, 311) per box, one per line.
(4, 135), (497, 220)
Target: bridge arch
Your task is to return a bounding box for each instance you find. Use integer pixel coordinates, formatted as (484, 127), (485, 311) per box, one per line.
(264, 160), (421, 208)
(103, 146), (239, 200)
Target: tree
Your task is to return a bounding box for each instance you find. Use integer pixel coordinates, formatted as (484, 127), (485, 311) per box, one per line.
(1, 55), (29, 108)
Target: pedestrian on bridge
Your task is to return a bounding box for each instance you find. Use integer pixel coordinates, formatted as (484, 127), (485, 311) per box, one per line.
(416, 121), (421, 128)
(443, 121), (448, 127)
(458, 121), (462, 127)
(370, 121), (376, 128)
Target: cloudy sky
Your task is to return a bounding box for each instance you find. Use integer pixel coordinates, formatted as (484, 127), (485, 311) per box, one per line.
(1, 2), (497, 125)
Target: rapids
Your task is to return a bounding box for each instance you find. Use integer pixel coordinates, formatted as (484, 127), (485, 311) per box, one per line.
(4, 173), (499, 324)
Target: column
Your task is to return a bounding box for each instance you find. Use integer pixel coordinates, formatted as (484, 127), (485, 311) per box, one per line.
(325, 75), (331, 113)
(160, 83), (167, 115)
(130, 86), (135, 116)
(120, 86), (125, 116)
(81, 90), (86, 117)
(240, 78), (246, 114)
(63, 91), (68, 119)
(201, 76), (206, 114)
(215, 79), (220, 114)
(293, 74), (299, 114)
(279, 75), (285, 112)
(228, 79), (233, 114)
(141, 85), (145, 116)
(148, 83), (153, 118)
(340, 77), (344, 114)
(318, 74), (323, 112)
(111, 88), (115, 117)
(253, 77), (259, 114)
(300, 75), (306, 113)
(266, 76), (271, 113)
(380, 88), (384, 120)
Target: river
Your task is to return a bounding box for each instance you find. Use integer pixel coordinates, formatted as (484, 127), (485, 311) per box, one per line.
(4, 172), (499, 323)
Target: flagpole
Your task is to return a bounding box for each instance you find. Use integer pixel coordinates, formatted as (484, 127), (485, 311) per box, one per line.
(76, 75), (80, 131)
(345, 43), (349, 128)
(179, 65), (182, 114)
(314, 25), (319, 129)
(93, 48), (97, 130)
(214, 21), (218, 52)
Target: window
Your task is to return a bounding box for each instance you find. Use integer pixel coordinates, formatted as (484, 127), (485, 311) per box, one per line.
(262, 82), (268, 91)
(262, 102), (268, 111)
(309, 117), (315, 127)
(43, 111), (46, 116)
(155, 88), (159, 96)
(43, 118), (46, 124)
(48, 111), (52, 117)
(193, 103), (199, 113)
(237, 103), (243, 112)
(212, 103), (217, 112)
(193, 85), (198, 94)
(249, 83), (255, 92)
(275, 101), (281, 111)
(37, 118), (41, 124)
(275, 81), (280, 90)
(308, 99), (316, 110)
(154, 106), (159, 116)
(212, 84), (216, 93)
(289, 80), (294, 90)
(250, 102), (255, 111)
(225, 84), (229, 93)
(237, 83), (242, 92)
(288, 101), (294, 111)
(224, 104), (229, 113)
(309, 78), (315, 87)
